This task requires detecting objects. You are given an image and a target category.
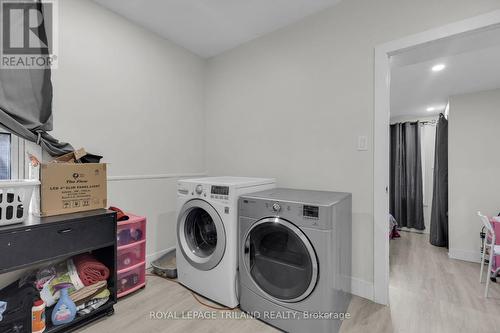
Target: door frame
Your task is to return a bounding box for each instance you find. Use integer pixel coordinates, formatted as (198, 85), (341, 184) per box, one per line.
(373, 9), (500, 305)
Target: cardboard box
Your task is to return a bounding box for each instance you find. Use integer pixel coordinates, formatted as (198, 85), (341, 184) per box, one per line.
(34, 163), (107, 217)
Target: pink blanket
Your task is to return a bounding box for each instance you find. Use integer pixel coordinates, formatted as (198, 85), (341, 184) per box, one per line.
(73, 254), (110, 287)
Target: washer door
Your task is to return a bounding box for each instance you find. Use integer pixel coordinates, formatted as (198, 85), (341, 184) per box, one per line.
(243, 217), (318, 303)
(177, 199), (226, 271)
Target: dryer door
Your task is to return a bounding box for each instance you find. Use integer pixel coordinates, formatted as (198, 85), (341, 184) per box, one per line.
(177, 199), (226, 271)
(242, 217), (318, 303)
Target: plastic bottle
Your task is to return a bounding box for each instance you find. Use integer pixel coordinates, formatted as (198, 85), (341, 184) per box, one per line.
(51, 288), (76, 326)
(31, 299), (46, 333)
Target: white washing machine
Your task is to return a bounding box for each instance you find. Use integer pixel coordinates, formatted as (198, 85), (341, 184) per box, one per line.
(176, 177), (276, 307)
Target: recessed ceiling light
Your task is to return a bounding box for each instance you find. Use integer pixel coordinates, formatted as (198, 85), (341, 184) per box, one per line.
(431, 64), (446, 72)
(427, 105), (446, 112)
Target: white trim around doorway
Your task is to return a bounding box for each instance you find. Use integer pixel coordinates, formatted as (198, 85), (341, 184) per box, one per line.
(373, 9), (500, 306)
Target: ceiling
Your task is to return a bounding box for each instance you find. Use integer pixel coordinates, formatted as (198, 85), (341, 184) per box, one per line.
(390, 26), (500, 119)
(93, 0), (342, 58)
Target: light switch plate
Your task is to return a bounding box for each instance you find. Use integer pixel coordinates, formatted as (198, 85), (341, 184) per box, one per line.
(357, 136), (368, 151)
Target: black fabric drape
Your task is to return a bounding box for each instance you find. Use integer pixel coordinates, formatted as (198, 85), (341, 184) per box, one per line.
(430, 113), (448, 247)
(390, 122), (425, 230)
(0, 1), (72, 156)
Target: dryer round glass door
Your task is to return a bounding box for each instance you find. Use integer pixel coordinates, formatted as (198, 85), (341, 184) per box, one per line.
(243, 217), (318, 303)
(177, 199), (226, 271)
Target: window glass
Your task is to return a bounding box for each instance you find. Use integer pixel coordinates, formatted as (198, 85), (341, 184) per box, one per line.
(248, 221), (314, 300)
(184, 207), (218, 258)
(0, 133), (11, 180)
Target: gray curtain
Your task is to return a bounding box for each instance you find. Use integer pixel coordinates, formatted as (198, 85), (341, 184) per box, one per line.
(430, 114), (448, 247)
(0, 1), (72, 156)
(390, 122), (425, 230)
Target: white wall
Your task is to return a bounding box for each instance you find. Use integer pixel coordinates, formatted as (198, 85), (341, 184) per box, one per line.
(449, 88), (500, 262)
(205, 0), (500, 297)
(2, 0), (500, 297)
(51, 0), (206, 263)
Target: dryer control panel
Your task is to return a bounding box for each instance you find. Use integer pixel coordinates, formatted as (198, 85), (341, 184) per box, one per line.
(240, 199), (332, 230)
(303, 205), (319, 219)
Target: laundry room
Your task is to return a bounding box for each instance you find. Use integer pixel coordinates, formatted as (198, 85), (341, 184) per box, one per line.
(0, 1), (500, 333)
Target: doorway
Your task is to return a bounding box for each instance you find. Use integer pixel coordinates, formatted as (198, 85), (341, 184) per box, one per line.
(373, 10), (500, 305)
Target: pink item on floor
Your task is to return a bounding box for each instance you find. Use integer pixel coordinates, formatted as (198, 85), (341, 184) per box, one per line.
(489, 218), (500, 277)
(389, 214), (400, 239)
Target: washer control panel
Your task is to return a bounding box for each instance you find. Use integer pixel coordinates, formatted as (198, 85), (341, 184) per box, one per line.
(178, 183), (231, 201)
(210, 185), (230, 201)
(195, 184), (203, 195)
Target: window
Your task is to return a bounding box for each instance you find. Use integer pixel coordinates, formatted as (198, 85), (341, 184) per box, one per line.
(0, 133), (11, 179)
(0, 129), (21, 180)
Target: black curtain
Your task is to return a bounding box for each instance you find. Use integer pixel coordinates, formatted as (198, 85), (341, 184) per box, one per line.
(390, 122), (425, 230)
(430, 114), (448, 247)
(0, 1), (72, 156)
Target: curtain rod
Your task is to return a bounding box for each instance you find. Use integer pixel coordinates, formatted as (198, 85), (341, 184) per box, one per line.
(390, 120), (437, 126)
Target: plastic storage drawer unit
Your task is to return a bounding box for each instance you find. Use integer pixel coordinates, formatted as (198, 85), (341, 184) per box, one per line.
(117, 262), (146, 297)
(117, 214), (146, 247)
(117, 213), (146, 298)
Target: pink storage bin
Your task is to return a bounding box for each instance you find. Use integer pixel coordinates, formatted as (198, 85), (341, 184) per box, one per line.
(117, 241), (146, 272)
(490, 218), (500, 276)
(117, 214), (146, 247)
(117, 262), (146, 298)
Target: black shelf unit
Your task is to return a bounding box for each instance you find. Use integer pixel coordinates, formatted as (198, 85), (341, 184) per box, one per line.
(0, 209), (117, 333)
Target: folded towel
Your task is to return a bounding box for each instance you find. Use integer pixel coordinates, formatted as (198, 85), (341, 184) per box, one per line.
(77, 295), (109, 316)
(75, 288), (110, 315)
(73, 254), (110, 287)
(70, 280), (107, 304)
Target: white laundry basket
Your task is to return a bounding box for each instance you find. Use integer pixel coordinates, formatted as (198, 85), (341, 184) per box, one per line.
(0, 179), (40, 226)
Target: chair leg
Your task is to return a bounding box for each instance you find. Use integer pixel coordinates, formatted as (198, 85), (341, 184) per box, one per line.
(480, 241), (487, 283)
(486, 250), (494, 298)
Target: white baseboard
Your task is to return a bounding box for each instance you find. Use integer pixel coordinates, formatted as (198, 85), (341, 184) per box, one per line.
(351, 277), (374, 301)
(448, 248), (481, 263)
(146, 247), (175, 268)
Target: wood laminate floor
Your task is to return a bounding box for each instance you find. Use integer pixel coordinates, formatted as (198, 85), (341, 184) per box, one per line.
(78, 232), (498, 333)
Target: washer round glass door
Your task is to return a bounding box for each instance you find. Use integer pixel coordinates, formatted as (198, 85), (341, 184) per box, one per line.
(243, 217), (318, 302)
(177, 199), (226, 271)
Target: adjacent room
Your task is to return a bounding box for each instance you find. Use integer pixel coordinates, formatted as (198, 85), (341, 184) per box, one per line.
(0, 1), (500, 333)
(386, 26), (500, 332)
